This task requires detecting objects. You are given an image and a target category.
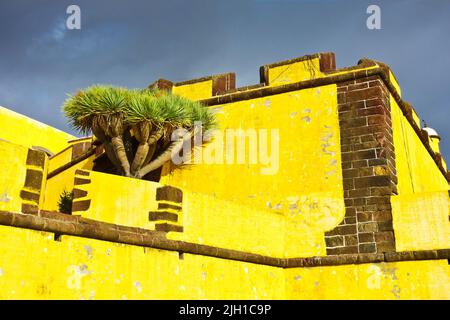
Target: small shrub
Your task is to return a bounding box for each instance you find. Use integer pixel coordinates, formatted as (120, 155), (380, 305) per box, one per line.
(58, 190), (73, 214)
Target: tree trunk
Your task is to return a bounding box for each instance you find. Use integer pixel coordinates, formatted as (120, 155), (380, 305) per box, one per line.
(131, 142), (149, 176)
(111, 136), (131, 176)
(148, 126), (164, 145)
(142, 127), (164, 166)
(136, 132), (191, 178)
(104, 140), (123, 174)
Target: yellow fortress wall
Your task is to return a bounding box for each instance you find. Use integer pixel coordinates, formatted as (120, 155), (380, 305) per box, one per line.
(42, 137), (95, 212)
(0, 225), (285, 300)
(390, 95), (450, 252)
(0, 106), (74, 154)
(0, 140), (29, 212)
(0, 224), (448, 299)
(72, 169), (286, 256)
(162, 85), (345, 257)
(390, 97), (448, 194)
(285, 259), (450, 299)
(0, 53), (449, 299)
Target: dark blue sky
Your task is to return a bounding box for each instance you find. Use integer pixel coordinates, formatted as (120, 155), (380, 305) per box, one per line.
(1, 0), (449, 160)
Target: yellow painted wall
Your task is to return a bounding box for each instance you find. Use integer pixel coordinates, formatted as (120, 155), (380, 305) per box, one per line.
(71, 168), (340, 258)
(168, 190), (286, 257)
(389, 70), (402, 98)
(390, 90), (449, 253)
(286, 259), (450, 299)
(0, 140), (28, 213)
(47, 146), (73, 173)
(0, 224), (448, 299)
(429, 137), (442, 156)
(160, 84), (344, 257)
(0, 225), (284, 300)
(173, 80), (213, 100)
(390, 97), (448, 194)
(267, 57), (323, 85)
(0, 106), (74, 154)
(73, 170), (284, 256)
(391, 191), (450, 251)
(75, 171), (159, 229)
(43, 137), (96, 211)
(42, 157), (94, 212)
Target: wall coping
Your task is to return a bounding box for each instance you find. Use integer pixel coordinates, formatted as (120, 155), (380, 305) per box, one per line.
(47, 148), (96, 179)
(0, 210), (448, 268)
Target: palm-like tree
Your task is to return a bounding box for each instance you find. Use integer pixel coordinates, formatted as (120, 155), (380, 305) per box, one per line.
(63, 86), (216, 179)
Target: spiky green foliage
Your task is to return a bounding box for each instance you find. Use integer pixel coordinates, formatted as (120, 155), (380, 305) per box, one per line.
(63, 85), (128, 135)
(127, 91), (162, 125)
(64, 86), (216, 133)
(186, 99), (217, 131)
(157, 94), (191, 128)
(63, 85), (217, 179)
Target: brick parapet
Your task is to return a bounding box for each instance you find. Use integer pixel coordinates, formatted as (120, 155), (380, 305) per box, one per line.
(325, 73), (397, 255)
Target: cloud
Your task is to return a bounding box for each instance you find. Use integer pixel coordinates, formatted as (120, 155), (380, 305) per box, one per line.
(51, 19), (67, 41)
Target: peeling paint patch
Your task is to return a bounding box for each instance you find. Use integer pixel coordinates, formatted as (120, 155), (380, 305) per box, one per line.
(290, 111), (298, 119)
(76, 264), (90, 276)
(212, 106), (223, 113)
(83, 245), (93, 260)
(0, 190), (11, 203)
(366, 265), (383, 289)
(134, 281), (142, 293)
(328, 159), (337, 166)
(0, 267), (4, 276)
(391, 286), (401, 299)
(66, 264), (91, 290)
(273, 203), (282, 210)
(301, 116), (311, 123)
(294, 275), (301, 281)
(321, 127), (335, 157)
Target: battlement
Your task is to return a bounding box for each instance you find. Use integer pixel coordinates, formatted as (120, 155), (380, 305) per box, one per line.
(149, 53), (448, 180)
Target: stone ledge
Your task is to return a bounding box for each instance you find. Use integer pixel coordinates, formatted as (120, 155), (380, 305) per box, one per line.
(0, 210), (448, 269)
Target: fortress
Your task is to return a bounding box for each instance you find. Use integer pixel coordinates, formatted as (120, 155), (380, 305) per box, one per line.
(0, 52), (449, 299)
